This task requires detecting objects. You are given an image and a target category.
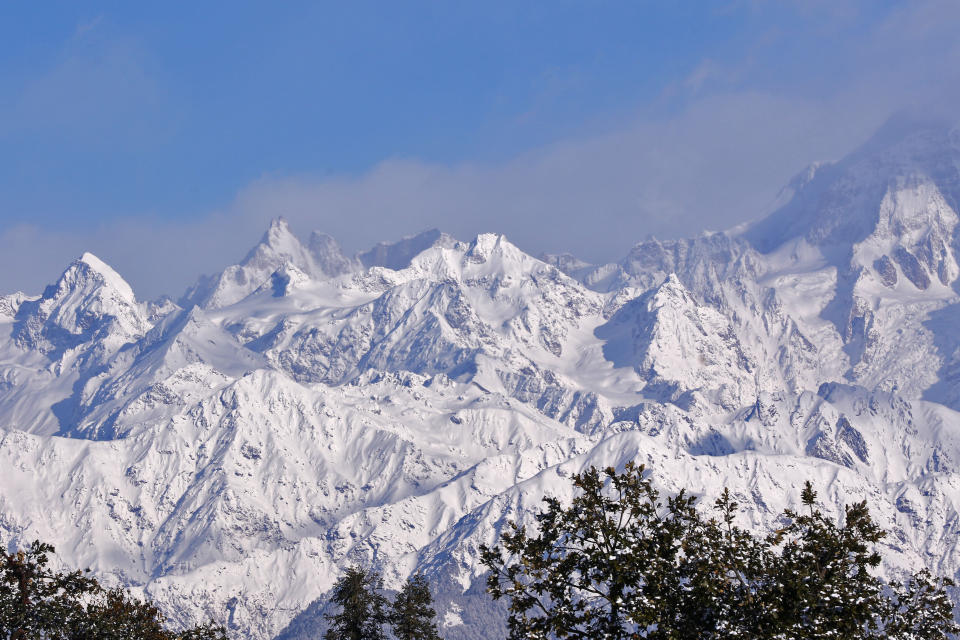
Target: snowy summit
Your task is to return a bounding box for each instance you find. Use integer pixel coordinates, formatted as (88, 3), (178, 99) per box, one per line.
(1, 119), (960, 639)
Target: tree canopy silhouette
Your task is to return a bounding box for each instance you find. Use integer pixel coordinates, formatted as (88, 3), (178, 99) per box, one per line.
(390, 574), (442, 640)
(480, 463), (958, 639)
(0, 540), (228, 640)
(323, 566), (390, 640)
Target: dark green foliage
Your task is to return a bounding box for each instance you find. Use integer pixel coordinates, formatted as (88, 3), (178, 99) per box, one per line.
(0, 541), (98, 640)
(276, 569), (489, 640)
(68, 587), (169, 640)
(323, 566), (390, 640)
(883, 569), (959, 639)
(767, 482), (958, 639)
(769, 481), (887, 637)
(0, 540), (229, 640)
(480, 465), (959, 640)
(480, 462), (713, 639)
(173, 622), (230, 640)
(390, 574), (442, 640)
(668, 487), (778, 637)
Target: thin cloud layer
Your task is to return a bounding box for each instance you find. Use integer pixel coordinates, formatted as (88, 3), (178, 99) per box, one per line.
(0, 0), (958, 300)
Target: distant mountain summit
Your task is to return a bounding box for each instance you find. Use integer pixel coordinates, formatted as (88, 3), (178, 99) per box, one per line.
(182, 218), (359, 309)
(1, 116), (960, 639)
(745, 115), (960, 272)
(743, 116), (960, 402)
(14, 252), (149, 361)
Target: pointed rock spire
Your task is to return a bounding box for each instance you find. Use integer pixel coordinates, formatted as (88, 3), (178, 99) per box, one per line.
(14, 252), (149, 362)
(183, 219), (361, 309)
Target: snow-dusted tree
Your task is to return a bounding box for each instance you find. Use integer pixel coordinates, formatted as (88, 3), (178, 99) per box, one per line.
(0, 540), (229, 640)
(323, 566), (390, 640)
(480, 465), (958, 639)
(389, 574), (442, 640)
(770, 482), (886, 637)
(0, 541), (97, 640)
(770, 482), (958, 639)
(479, 462), (710, 639)
(670, 487), (778, 637)
(882, 569), (959, 639)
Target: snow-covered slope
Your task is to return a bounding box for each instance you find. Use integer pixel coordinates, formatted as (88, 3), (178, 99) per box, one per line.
(2, 117), (960, 639)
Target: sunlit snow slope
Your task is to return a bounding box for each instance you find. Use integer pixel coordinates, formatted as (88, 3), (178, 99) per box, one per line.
(2, 117), (960, 639)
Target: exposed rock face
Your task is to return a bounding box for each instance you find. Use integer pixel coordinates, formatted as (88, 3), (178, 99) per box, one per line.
(2, 118), (960, 640)
(873, 255), (898, 288)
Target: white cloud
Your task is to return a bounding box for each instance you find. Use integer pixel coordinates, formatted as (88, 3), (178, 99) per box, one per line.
(0, 0), (958, 300)
(0, 89), (890, 300)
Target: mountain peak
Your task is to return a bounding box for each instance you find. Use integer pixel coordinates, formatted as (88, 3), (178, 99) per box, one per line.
(73, 252), (137, 303)
(79, 251), (107, 268)
(744, 113), (960, 255)
(540, 252), (594, 278)
(269, 216), (290, 230)
(358, 229), (455, 270)
(261, 217), (297, 248)
(13, 253), (148, 362)
(183, 221), (363, 309)
(186, 219), (312, 309)
(645, 273), (696, 310)
(472, 232), (505, 249)
(466, 233), (515, 260)
(244, 217), (306, 266)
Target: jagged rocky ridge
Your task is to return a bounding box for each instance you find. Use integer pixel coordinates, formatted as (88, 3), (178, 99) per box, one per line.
(1, 118), (960, 639)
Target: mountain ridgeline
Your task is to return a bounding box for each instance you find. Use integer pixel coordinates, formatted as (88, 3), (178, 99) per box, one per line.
(1, 118), (960, 639)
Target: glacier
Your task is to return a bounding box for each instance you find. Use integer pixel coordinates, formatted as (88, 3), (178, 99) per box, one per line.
(1, 118), (960, 638)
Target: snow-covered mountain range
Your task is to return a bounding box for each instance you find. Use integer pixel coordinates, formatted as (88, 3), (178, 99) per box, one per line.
(2, 117), (960, 639)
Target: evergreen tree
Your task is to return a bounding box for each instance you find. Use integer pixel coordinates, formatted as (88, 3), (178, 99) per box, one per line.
(323, 566), (389, 640)
(70, 586), (229, 640)
(668, 487), (779, 638)
(0, 541), (97, 640)
(0, 540), (229, 640)
(68, 587), (169, 640)
(883, 569), (959, 640)
(769, 481), (886, 638)
(480, 462), (706, 639)
(769, 482), (959, 640)
(389, 574), (442, 640)
(480, 464), (960, 639)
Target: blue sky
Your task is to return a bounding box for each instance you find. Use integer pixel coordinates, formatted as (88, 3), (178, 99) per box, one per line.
(1, 1), (957, 298)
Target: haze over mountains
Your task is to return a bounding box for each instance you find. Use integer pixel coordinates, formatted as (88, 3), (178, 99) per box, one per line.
(2, 117), (960, 639)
